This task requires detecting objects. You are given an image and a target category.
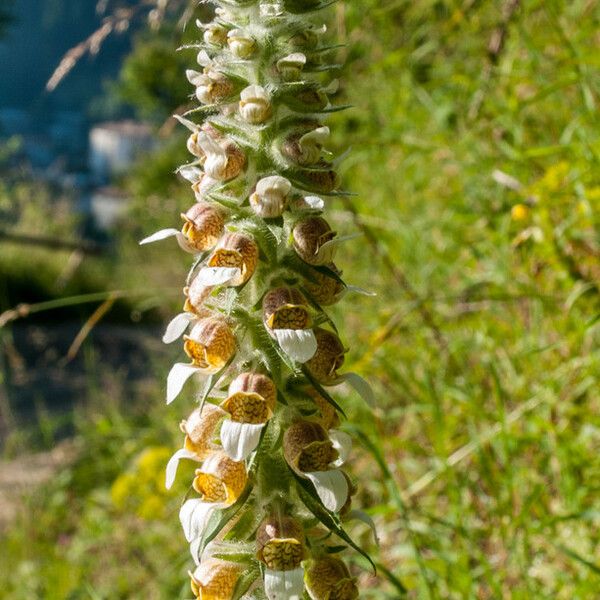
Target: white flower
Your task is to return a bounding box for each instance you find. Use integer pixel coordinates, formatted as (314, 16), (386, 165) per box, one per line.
(264, 567), (305, 600)
(139, 228), (197, 253)
(239, 85), (271, 124)
(202, 23), (227, 46)
(263, 287), (317, 363)
(227, 29), (256, 58)
(298, 126), (330, 164)
(249, 175), (292, 217)
(186, 68), (233, 105)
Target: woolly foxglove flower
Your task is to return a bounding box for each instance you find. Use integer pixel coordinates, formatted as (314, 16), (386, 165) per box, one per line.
(303, 263), (345, 306)
(195, 133), (246, 181)
(202, 23), (228, 47)
(165, 403), (225, 489)
(292, 217), (338, 265)
(263, 287), (317, 363)
(305, 328), (375, 406)
(257, 516), (306, 600)
(285, 126), (330, 165)
(187, 68), (234, 104)
(196, 231), (259, 287)
(227, 29), (256, 58)
(220, 372), (277, 460)
(189, 558), (242, 599)
(304, 556), (359, 600)
(180, 451), (247, 561)
(283, 420), (349, 512)
(239, 85), (272, 124)
(167, 316), (236, 404)
(250, 175), (292, 218)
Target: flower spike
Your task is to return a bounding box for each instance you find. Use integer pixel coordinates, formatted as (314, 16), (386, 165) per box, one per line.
(141, 0), (376, 595)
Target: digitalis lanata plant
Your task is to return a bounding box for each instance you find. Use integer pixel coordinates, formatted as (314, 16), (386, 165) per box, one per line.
(141, 0), (376, 597)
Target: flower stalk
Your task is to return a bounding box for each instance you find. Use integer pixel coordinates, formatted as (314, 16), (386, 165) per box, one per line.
(142, 0), (376, 597)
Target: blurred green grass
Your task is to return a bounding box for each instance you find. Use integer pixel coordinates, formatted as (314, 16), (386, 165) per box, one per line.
(1, 0), (599, 598)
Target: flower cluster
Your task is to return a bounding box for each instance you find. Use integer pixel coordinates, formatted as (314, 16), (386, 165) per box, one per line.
(141, 0), (376, 597)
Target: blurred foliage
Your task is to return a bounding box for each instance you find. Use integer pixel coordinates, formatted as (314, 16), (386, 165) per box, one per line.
(1, 0), (600, 599)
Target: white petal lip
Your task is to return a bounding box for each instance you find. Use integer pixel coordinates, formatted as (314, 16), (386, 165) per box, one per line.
(220, 420), (265, 461)
(329, 430), (352, 467)
(178, 165), (203, 183)
(306, 469), (349, 513)
(163, 312), (196, 344)
(179, 499), (217, 543)
(139, 229), (196, 254)
(139, 228), (180, 245)
(303, 196), (324, 210)
(341, 372), (375, 406)
(264, 567), (304, 600)
(166, 363), (200, 405)
(273, 328), (317, 363)
(165, 448), (198, 490)
(197, 266), (241, 286)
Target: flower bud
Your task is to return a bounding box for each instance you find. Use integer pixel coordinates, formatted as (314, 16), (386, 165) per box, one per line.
(263, 287), (312, 331)
(302, 168), (339, 193)
(289, 26), (322, 50)
(283, 420), (338, 473)
(249, 175), (292, 218)
(277, 52), (307, 81)
(304, 557), (358, 600)
(304, 263), (345, 306)
(222, 372), (277, 424)
(257, 516), (306, 571)
(239, 85), (272, 124)
(187, 124), (223, 158)
(207, 232), (259, 286)
(195, 133), (246, 181)
(184, 316), (236, 372)
(193, 451), (247, 504)
(293, 217), (337, 265)
(305, 328), (346, 384)
(227, 29), (256, 58)
(180, 202), (224, 252)
(203, 23), (228, 46)
(190, 558), (241, 600)
(187, 68), (234, 105)
(283, 127), (329, 166)
(181, 403), (225, 458)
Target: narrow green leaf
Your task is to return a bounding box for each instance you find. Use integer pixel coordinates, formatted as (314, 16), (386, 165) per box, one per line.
(295, 474), (376, 573)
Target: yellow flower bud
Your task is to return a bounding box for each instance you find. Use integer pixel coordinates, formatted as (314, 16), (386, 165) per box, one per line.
(263, 287), (312, 331)
(305, 557), (358, 600)
(293, 217), (337, 265)
(257, 516), (306, 571)
(222, 372), (277, 424)
(283, 420), (338, 473)
(190, 558), (241, 600)
(227, 29), (256, 59)
(305, 328), (346, 384)
(193, 451), (247, 504)
(184, 316), (236, 372)
(180, 202), (224, 252)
